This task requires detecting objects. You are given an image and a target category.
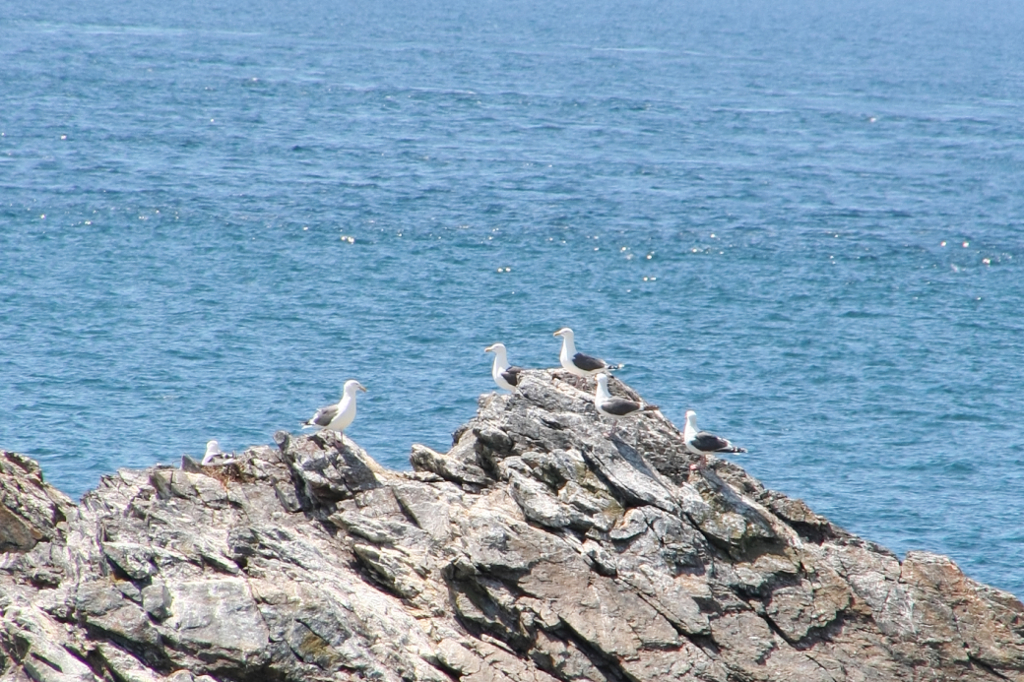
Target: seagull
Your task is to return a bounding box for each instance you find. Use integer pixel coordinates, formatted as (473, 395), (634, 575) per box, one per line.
(683, 410), (747, 470)
(593, 373), (659, 438)
(553, 327), (624, 379)
(484, 342), (525, 392)
(302, 379), (367, 433)
(201, 440), (235, 466)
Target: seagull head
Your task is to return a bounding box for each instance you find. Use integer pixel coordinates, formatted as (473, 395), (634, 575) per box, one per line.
(684, 410), (698, 427)
(595, 373), (610, 387)
(484, 343), (506, 354)
(553, 327), (574, 339)
(344, 379), (368, 395)
(205, 440), (222, 455)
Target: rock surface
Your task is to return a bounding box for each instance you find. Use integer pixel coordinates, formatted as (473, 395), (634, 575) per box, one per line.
(2, 370), (1023, 681)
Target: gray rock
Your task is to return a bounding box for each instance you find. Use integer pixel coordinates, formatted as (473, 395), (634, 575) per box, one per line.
(0, 451), (73, 554)
(2, 372), (1023, 682)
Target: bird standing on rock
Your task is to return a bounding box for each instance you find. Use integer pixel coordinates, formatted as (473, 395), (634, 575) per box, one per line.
(484, 342), (525, 392)
(683, 410), (746, 470)
(554, 327), (623, 379)
(302, 379), (367, 433)
(593, 373), (660, 438)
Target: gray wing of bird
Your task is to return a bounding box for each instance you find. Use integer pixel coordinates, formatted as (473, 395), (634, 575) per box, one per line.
(572, 352), (608, 372)
(692, 431), (745, 453)
(600, 397), (641, 416)
(304, 404), (339, 427)
(501, 366), (525, 387)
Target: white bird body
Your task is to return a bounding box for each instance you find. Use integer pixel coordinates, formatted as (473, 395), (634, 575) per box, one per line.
(554, 327), (622, 377)
(593, 373), (659, 437)
(303, 379), (367, 432)
(683, 410), (746, 469)
(201, 440), (234, 466)
(484, 343), (524, 391)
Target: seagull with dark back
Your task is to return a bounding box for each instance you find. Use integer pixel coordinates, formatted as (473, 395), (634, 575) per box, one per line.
(484, 343), (525, 392)
(554, 327), (624, 381)
(683, 409), (747, 470)
(593, 373), (660, 438)
(302, 379), (367, 434)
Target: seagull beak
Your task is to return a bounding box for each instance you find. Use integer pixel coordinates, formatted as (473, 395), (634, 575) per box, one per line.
(358, 384), (368, 392)
(484, 344), (495, 353)
(553, 330), (561, 337)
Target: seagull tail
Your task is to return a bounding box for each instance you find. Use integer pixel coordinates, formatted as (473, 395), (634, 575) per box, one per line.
(641, 404), (660, 412)
(725, 446), (747, 453)
(608, 363), (625, 371)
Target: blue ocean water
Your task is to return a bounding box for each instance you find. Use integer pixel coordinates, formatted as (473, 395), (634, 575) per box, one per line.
(2, 0), (1023, 596)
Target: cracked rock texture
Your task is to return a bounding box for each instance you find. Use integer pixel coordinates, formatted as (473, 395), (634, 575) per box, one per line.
(2, 371), (1023, 681)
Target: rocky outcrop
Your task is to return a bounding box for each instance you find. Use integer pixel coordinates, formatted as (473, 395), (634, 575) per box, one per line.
(2, 370), (1023, 682)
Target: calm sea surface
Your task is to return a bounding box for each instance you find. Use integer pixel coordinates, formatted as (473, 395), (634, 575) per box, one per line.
(2, 0), (1023, 596)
